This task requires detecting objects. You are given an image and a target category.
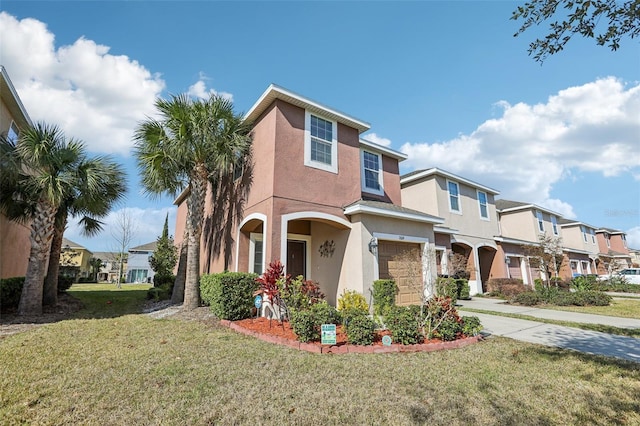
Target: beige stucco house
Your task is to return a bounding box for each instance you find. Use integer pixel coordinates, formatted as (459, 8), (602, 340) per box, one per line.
(175, 84), (444, 306)
(400, 168), (500, 295)
(494, 199), (565, 285)
(0, 65), (32, 279)
(557, 219), (599, 278)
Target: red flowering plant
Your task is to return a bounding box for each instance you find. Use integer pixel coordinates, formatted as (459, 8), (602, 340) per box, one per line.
(255, 260), (290, 320)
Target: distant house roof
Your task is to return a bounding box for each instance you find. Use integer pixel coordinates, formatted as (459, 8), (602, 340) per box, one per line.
(359, 138), (407, 161)
(244, 84), (371, 133)
(596, 228), (625, 235)
(344, 200), (444, 225)
(400, 168), (499, 195)
(129, 241), (157, 252)
(92, 251), (119, 259)
(557, 218), (597, 229)
(495, 199), (562, 217)
(62, 238), (88, 250)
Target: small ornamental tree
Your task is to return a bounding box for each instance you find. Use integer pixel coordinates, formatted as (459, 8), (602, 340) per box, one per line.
(149, 213), (178, 280)
(255, 260), (290, 319)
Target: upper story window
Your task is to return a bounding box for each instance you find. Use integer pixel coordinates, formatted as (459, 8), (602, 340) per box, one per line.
(622, 234), (627, 248)
(551, 216), (558, 235)
(590, 228), (596, 244)
(477, 191), (489, 219)
(361, 150), (383, 195)
(304, 111), (337, 173)
(536, 210), (544, 233)
(7, 122), (19, 143)
(447, 181), (461, 213)
(605, 232), (611, 248)
(581, 225), (588, 242)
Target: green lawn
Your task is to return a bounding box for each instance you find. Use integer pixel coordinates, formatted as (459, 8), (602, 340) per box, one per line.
(538, 298), (640, 319)
(68, 283), (153, 318)
(1, 286), (639, 425)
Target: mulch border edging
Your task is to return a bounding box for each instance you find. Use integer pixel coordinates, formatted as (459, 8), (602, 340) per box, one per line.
(219, 319), (483, 354)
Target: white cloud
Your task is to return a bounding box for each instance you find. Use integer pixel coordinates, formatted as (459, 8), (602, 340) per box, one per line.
(362, 132), (392, 147)
(626, 226), (640, 250)
(187, 73), (233, 101)
(64, 206), (178, 253)
(0, 12), (165, 155)
(401, 77), (640, 209)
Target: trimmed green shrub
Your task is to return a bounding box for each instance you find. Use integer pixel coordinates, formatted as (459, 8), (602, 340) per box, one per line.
(346, 314), (375, 345)
(0, 277), (24, 309)
(571, 291), (612, 306)
(436, 318), (462, 341)
(372, 279), (398, 316)
(595, 277), (640, 293)
(461, 316), (482, 337)
(289, 309), (319, 342)
(337, 290), (369, 312)
(486, 278), (527, 297)
(147, 287), (169, 301)
(311, 302), (341, 326)
(436, 277), (458, 304)
(279, 275), (324, 311)
(340, 306), (368, 327)
(385, 305), (423, 345)
(58, 275), (74, 293)
(200, 272), (259, 320)
(511, 291), (542, 306)
(457, 279), (471, 300)
(154, 273), (175, 288)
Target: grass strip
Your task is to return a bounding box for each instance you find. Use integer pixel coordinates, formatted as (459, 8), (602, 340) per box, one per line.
(459, 307), (640, 339)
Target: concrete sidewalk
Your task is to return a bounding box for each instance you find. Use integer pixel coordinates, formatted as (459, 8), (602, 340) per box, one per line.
(457, 298), (640, 363)
(458, 297), (640, 329)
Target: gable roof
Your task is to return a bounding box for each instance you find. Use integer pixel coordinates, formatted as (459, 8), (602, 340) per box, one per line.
(400, 168), (499, 195)
(62, 237), (88, 250)
(495, 199), (562, 217)
(596, 227), (625, 235)
(557, 218), (597, 229)
(344, 200), (444, 224)
(245, 84), (371, 133)
(359, 138), (407, 161)
(130, 241), (157, 252)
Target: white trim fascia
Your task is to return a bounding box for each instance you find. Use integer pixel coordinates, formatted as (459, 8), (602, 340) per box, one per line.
(494, 236), (538, 246)
(0, 65), (32, 126)
(359, 138), (407, 161)
(499, 203), (563, 217)
(434, 226), (458, 234)
(344, 204), (444, 225)
(245, 84), (370, 133)
(475, 241), (498, 251)
(173, 186), (190, 205)
(401, 168), (499, 195)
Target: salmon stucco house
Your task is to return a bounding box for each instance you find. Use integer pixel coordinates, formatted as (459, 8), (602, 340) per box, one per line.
(175, 85), (444, 306)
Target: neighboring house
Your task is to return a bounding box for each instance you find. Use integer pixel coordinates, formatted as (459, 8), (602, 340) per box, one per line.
(494, 200), (564, 286)
(175, 84), (444, 306)
(400, 168), (501, 295)
(93, 251), (126, 283)
(127, 242), (157, 283)
(629, 248), (640, 268)
(557, 219), (599, 278)
(61, 238), (94, 280)
(0, 65), (32, 279)
(595, 228), (632, 274)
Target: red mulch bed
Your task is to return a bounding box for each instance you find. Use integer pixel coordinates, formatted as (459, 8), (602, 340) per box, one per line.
(235, 317), (444, 347)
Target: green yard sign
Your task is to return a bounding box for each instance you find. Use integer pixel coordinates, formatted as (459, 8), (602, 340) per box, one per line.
(321, 324), (336, 345)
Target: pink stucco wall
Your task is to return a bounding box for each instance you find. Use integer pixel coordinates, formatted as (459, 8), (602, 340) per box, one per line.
(0, 214), (30, 278)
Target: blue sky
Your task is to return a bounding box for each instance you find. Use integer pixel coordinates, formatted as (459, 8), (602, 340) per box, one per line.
(1, 1), (639, 252)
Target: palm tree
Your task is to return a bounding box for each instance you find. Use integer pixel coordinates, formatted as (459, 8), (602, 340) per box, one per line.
(43, 156), (126, 306)
(0, 122), (126, 315)
(134, 94), (252, 310)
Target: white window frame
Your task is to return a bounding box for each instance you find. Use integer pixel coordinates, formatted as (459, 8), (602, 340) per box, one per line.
(551, 216), (559, 235)
(360, 150), (384, 196)
(249, 233), (264, 275)
(536, 210), (545, 233)
(477, 190), (489, 220)
(581, 225), (588, 243)
(304, 111), (337, 174)
(622, 234), (627, 248)
(605, 233), (611, 248)
(590, 228), (596, 244)
(447, 180), (461, 214)
(7, 121), (19, 143)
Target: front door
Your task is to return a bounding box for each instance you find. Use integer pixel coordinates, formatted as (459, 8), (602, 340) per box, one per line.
(287, 240), (306, 279)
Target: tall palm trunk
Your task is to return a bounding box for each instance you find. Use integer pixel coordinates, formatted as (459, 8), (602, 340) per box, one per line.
(43, 214), (67, 306)
(171, 226), (189, 304)
(183, 172), (207, 310)
(18, 200), (57, 315)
